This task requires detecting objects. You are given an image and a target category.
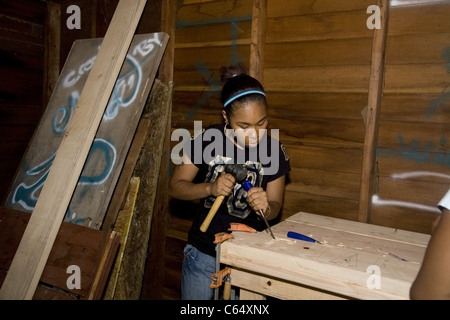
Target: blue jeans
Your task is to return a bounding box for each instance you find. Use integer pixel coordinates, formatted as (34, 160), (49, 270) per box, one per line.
(181, 244), (216, 300)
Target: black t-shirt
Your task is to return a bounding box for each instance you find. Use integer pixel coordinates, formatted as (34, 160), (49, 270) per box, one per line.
(186, 123), (291, 257)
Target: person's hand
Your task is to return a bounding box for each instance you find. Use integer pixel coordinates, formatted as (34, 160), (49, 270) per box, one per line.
(244, 187), (269, 215)
(210, 174), (236, 197)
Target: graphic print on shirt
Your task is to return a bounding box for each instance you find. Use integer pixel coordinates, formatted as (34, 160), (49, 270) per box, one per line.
(203, 156), (264, 219)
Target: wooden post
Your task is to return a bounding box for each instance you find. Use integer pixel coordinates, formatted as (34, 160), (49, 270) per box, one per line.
(43, 1), (61, 108)
(249, 0), (267, 83)
(358, 0), (390, 223)
(0, 0), (147, 300)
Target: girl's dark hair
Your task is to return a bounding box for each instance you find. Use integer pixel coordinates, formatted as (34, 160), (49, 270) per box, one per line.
(220, 63), (267, 117)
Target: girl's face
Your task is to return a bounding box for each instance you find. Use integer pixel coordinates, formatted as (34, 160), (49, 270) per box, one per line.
(223, 101), (268, 148)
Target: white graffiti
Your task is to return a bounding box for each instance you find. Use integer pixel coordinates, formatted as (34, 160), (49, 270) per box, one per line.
(372, 171), (450, 213)
(63, 55), (96, 88)
(103, 55), (142, 120)
(133, 34), (163, 57)
(391, 171), (450, 180)
(372, 195), (441, 213)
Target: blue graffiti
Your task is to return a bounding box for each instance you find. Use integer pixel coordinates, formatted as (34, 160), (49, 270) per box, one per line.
(12, 138), (117, 212)
(179, 15), (250, 119)
(78, 139), (117, 185)
(104, 55), (142, 120)
(12, 153), (56, 211)
(388, 134), (450, 167)
(52, 91), (79, 134)
(426, 46), (450, 117)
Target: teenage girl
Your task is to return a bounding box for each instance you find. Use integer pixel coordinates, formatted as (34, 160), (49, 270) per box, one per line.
(169, 64), (291, 300)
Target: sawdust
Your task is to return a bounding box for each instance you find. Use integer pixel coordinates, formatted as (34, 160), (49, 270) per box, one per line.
(276, 237), (295, 245)
(263, 237), (295, 246)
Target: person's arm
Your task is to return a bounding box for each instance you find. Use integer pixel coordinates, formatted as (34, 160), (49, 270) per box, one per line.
(169, 157), (236, 201)
(245, 175), (286, 221)
(410, 208), (450, 299)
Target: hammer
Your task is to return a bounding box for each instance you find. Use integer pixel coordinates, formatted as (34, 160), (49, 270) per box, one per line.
(200, 164), (248, 232)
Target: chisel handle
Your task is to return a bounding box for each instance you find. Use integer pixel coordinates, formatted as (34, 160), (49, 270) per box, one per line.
(200, 195), (225, 232)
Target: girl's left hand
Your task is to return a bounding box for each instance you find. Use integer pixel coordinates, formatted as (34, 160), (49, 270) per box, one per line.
(244, 187), (269, 216)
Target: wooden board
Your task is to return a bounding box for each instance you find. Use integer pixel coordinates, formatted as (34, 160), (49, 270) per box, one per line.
(113, 80), (173, 300)
(4, 32), (168, 229)
(0, 0), (148, 300)
(103, 176), (140, 300)
(220, 212), (430, 300)
(0, 207), (120, 299)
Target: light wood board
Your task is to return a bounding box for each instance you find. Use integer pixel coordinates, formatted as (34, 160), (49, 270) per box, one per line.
(221, 212), (430, 300)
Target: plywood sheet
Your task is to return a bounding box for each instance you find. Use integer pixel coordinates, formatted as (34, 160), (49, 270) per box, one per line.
(5, 33), (169, 229)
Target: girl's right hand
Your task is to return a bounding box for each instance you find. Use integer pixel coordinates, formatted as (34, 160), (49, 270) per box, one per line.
(210, 173), (236, 197)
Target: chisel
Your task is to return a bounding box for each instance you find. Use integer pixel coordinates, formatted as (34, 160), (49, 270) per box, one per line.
(243, 181), (276, 239)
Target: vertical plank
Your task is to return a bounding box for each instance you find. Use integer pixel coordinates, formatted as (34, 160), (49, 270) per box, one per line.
(159, 0), (176, 83)
(358, 0), (390, 223)
(141, 0), (176, 300)
(249, 0), (266, 82)
(43, 1), (61, 107)
(0, 0), (147, 300)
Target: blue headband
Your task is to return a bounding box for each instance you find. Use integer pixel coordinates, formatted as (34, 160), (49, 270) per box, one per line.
(223, 90), (266, 107)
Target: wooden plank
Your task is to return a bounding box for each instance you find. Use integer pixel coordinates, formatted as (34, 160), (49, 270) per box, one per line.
(176, 0), (252, 22)
(221, 212), (429, 300)
(103, 177), (140, 300)
(286, 145), (363, 174)
(358, 0), (389, 223)
(249, 0), (266, 82)
(0, 207), (119, 299)
(5, 33), (169, 227)
(43, 1), (61, 107)
(286, 212), (430, 247)
(286, 168), (361, 201)
(113, 80), (173, 299)
(267, 0), (374, 18)
(86, 231), (121, 300)
(160, 0), (176, 83)
(264, 38), (373, 68)
(263, 65), (371, 93)
(102, 118), (152, 232)
(265, 10), (373, 43)
(282, 190), (360, 221)
(0, 0), (147, 300)
(230, 268), (346, 300)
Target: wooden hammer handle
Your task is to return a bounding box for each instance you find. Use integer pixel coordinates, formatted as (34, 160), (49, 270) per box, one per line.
(200, 195), (225, 232)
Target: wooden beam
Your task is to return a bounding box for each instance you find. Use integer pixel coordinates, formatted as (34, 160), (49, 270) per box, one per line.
(358, 0), (389, 223)
(249, 0), (267, 83)
(159, 0), (176, 83)
(0, 0), (147, 300)
(43, 0), (61, 108)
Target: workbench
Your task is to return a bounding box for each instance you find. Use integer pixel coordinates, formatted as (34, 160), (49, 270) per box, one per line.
(220, 212), (430, 300)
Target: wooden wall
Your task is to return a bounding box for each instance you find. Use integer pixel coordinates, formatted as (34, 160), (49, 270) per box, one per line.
(372, 2), (450, 232)
(0, 0), (46, 203)
(164, 0), (450, 299)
